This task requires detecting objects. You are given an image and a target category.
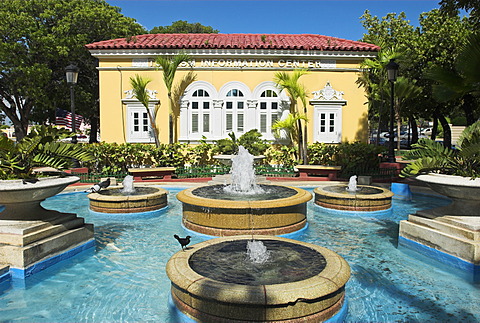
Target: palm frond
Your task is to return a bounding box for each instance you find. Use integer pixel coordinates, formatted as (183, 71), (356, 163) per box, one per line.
(129, 74), (152, 108)
(400, 157), (448, 177)
(156, 53), (191, 92)
(456, 33), (480, 84)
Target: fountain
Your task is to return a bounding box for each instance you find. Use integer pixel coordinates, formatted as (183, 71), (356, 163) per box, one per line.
(314, 175), (394, 211)
(88, 175), (168, 213)
(177, 146), (312, 236)
(167, 235), (350, 322)
(0, 176), (94, 277)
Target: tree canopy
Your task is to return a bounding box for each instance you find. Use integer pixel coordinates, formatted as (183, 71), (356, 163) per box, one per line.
(0, 0), (145, 140)
(150, 20), (219, 34)
(359, 8), (477, 148)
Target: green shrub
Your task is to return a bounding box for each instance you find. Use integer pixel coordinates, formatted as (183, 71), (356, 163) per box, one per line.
(184, 137), (215, 166)
(307, 143), (340, 165)
(336, 142), (385, 177)
(237, 129), (269, 156)
(264, 145), (298, 167)
(213, 130), (269, 156)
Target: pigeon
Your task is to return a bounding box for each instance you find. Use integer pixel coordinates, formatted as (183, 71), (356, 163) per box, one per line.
(174, 235), (191, 251)
(85, 178), (110, 193)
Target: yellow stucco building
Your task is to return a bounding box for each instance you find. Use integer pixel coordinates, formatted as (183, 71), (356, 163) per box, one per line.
(86, 34), (378, 145)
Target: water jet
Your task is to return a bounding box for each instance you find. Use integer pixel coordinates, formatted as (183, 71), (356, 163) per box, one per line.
(177, 147), (311, 236)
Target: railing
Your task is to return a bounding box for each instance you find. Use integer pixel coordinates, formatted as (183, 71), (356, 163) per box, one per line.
(70, 172), (129, 183)
(175, 165), (231, 179)
(255, 165), (296, 177)
(74, 164), (298, 183)
(339, 166), (399, 180)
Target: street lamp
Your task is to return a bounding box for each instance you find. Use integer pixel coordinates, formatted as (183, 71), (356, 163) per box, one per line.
(65, 64), (79, 144)
(386, 59), (399, 163)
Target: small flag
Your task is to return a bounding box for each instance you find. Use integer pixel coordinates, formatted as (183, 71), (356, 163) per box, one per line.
(55, 108), (83, 130)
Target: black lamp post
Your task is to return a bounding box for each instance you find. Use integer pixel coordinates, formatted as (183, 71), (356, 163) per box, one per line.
(386, 59), (399, 163)
(65, 64), (79, 144)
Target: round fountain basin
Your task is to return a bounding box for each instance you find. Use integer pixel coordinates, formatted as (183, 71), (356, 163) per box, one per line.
(88, 186), (168, 213)
(176, 184), (312, 236)
(0, 176), (80, 220)
(314, 184), (394, 211)
(167, 235), (350, 322)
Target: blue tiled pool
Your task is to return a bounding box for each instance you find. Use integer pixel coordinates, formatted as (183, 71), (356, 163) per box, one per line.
(0, 187), (477, 322)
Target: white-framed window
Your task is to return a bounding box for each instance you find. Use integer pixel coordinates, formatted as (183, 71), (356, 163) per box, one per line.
(225, 88), (245, 134)
(252, 82), (288, 141)
(313, 106), (342, 143)
(258, 89), (279, 136)
(310, 82), (347, 144)
(180, 81), (219, 142)
(126, 104), (156, 143)
(190, 89), (211, 135)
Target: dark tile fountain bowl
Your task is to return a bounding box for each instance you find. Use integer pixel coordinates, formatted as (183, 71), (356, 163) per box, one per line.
(167, 235), (350, 322)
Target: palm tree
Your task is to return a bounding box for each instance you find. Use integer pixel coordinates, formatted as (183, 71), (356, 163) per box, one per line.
(392, 76), (423, 149)
(425, 32), (480, 126)
(274, 69), (309, 164)
(357, 44), (405, 142)
(155, 53), (192, 144)
(129, 74), (160, 147)
(272, 112), (308, 147)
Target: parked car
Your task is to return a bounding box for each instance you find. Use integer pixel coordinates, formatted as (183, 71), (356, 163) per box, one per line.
(421, 128), (432, 136)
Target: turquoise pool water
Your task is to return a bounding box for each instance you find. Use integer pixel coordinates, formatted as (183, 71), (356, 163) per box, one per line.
(0, 187), (478, 322)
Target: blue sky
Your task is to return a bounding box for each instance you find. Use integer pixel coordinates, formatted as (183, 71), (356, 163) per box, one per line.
(106, 0), (441, 41)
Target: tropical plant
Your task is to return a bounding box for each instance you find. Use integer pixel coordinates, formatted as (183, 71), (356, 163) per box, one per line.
(155, 53), (193, 143)
(307, 143), (340, 166)
(273, 69), (309, 164)
(264, 145), (298, 167)
(0, 126), (94, 179)
(424, 32), (480, 126)
(400, 120), (480, 178)
(213, 130), (268, 156)
(272, 112), (307, 142)
(129, 74), (160, 147)
(336, 142), (386, 177)
(392, 76), (423, 149)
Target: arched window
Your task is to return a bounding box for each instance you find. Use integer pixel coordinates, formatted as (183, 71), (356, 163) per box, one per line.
(225, 89), (245, 134)
(180, 81), (218, 142)
(258, 89), (279, 136)
(190, 89), (211, 135)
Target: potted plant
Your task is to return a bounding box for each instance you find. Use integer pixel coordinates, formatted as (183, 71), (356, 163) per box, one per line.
(0, 125), (94, 220)
(400, 120), (480, 215)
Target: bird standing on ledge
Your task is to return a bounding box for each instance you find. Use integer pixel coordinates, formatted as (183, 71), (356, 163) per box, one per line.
(85, 178), (110, 193)
(174, 235), (191, 251)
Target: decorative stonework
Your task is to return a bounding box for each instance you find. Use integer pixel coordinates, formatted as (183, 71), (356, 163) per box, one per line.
(179, 100), (189, 109)
(312, 82), (344, 101)
(247, 100), (258, 108)
(213, 99), (224, 108)
(124, 89), (158, 100)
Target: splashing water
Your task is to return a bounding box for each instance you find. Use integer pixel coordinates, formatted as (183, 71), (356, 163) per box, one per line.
(246, 240), (271, 264)
(120, 175), (136, 194)
(224, 146), (264, 194)
(346, 175), (358, 192)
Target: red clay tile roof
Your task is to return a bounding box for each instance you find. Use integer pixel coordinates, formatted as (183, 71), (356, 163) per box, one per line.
(86, 33), (379, 52)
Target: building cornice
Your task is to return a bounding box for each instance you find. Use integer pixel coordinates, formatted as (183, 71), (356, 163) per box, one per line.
(88, 48), (377, 60)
